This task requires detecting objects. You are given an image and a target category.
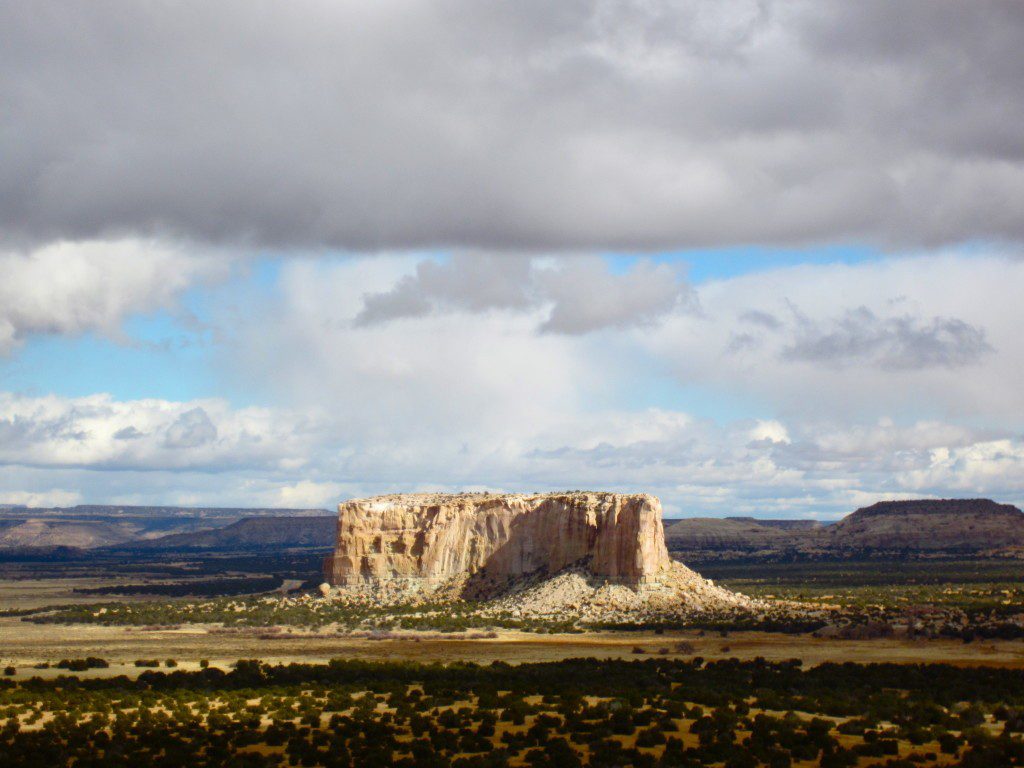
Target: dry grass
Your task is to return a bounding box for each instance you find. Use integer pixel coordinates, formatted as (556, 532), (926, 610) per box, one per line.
(3, 616), (1023, 678)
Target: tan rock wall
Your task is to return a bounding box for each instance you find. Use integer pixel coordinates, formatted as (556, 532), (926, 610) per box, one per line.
(324, 492), (673, 589)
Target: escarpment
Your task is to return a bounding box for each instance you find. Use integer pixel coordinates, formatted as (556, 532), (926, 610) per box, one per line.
(324, 492), (672, 589)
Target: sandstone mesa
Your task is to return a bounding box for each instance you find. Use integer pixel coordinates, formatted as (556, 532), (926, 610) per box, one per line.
(322, 491), (750, 619)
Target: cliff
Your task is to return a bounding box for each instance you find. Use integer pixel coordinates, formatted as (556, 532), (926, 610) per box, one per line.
(324, 492), (675, 592)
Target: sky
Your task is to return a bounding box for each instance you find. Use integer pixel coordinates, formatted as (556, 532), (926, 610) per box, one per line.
(1, 1), (1023, 518)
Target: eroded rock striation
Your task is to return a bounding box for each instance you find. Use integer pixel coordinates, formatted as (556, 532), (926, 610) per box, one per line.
(323, 492), (751, 616)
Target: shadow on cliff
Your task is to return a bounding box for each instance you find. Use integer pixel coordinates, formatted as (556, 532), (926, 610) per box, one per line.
(458, 554), (606, 601)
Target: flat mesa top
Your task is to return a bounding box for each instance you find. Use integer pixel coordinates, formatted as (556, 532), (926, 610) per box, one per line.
(341, 491), (655, 505)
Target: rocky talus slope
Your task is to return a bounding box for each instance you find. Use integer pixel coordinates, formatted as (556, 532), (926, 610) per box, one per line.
(323, 492), (751, 619)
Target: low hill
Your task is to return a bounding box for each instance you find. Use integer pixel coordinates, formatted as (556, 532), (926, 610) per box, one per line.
(129, 516), (337, 551)
(666, 517), (790, 549)
(664, 517), (822, 555)
(729, 517), (825, 532)
(0, 518), (138, 549)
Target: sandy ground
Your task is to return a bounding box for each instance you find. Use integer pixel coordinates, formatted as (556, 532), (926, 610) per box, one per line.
(3, 617), (1024, 678)
(0, 576), (291, 611)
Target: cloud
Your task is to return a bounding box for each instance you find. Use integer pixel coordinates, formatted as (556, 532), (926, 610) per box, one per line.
(899, 440), (1024, 494)
(740, 310), (783, 330)
(3, 252), (1024, 517)
(163, 407), (218, 449)
(0, 238), (227, 353)
(3, 1), (1024, 250)
(781, 306), (992, 370)
(645, 253), (1024, 419)
(355, 255), (694, 333)
(749, 420), (790, 444)
(0, 393), (324, 472)
(537, 259), (696, 334)
(268, 480), (347, 509)
(2, 388), (1023, 517)
(354, 255), (535, 326)
(0, 489), (83, 508)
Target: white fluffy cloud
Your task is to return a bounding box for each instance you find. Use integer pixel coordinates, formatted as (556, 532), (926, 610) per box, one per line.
(3, 251), (1023, 516)
(0, 489), (83, 508)
(1, 391), (1021, 516)
(210, 253), (1024, 514)
(0, 238), (227, 352)
(0, 392), (324, 472)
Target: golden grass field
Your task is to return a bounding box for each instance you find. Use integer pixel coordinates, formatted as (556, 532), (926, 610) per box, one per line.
(4, 616), (1024, 679)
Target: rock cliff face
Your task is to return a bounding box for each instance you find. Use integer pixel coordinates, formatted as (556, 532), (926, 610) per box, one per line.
(324, 492), (674, 591)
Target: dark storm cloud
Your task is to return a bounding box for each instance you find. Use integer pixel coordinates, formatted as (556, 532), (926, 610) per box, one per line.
(3, 1), (1024, 250)
(781, 307), (993, 370)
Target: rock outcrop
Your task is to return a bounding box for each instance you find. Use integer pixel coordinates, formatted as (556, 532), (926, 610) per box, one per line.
(322, 492), (751, 616)
(324, 492), (672, 590)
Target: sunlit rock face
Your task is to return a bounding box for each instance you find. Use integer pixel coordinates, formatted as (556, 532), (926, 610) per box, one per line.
(323, 492), (674, 590)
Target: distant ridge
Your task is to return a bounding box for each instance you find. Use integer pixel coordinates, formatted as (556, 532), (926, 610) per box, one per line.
(726, 517), (826, 531)
(0, 505), (330, 550)
(128, 516), (337, 551)
(664, 517), (808, 552)
(0, 504), (329, 519)
(0, 518), (138, 549)
(2, 497), (1022, 558)
(666, 498), (1024, 559)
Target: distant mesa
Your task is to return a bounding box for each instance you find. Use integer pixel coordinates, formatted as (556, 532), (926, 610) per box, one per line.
(665, 498), (1024, 559)
(823, 498), (1024, 552)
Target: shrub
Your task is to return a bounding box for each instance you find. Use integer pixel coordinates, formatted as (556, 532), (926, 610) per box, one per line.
(56, 657), (108, 671)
